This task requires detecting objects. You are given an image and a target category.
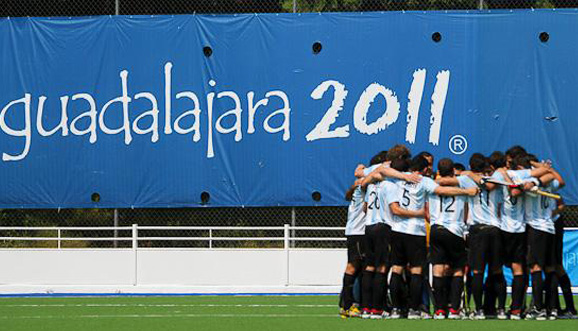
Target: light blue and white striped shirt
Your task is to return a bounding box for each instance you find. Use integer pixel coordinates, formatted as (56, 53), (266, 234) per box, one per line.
(429, 175), (469, 238)
(346, 186), (366, 236)
(497, 169), (532, 234)
(525, 180), (560, 234)
(391, 176), (438, 236)
(365, 179), (399, 227)
(462, 172), (503, 228)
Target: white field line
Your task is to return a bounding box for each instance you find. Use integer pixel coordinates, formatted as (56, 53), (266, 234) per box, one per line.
(0, 313), (337, 319)
(1, 303), (335, 308)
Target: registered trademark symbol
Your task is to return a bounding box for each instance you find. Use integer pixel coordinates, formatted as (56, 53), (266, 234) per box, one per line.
(449, 135), (468, 155)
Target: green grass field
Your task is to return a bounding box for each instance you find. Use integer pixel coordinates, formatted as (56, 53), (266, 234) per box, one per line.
(0, 295), (577, 331)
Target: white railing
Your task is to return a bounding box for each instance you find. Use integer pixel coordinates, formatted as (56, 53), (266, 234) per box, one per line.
(0, 224), (346, 250)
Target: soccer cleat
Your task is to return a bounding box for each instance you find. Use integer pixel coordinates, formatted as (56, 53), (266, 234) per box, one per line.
(497, 308), (507, 320)
(549, 309), (558, 321)
(509, 309), (522, 320)
(361, 308), (372, 319)
(408, 309), (421, 320)
(348, 306), (362, 318)
(473, 309), (486, 320)
(536, 309), (548, 321)
(448, 309), (461, 320)
(421, 310), (432, 320)
(434, 310), (446, 320)
(370, 309), (383, 320)
(339, 308), (348, 319)
(559, 309), (578, 319)
(388, 308), (401, 319)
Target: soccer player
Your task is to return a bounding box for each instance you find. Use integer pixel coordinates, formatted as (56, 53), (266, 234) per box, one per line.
(359, 152), (419, 319)
(339, 177), (366, 318)
(494, 154), (551, 319)
(552, 199), (577, 318)
(383, 155), (478, 319)
(458, 153), (504, 320)
(519, 156), (565, 320)
(454, 163), (466, 175)
(428, 158), (470, 319)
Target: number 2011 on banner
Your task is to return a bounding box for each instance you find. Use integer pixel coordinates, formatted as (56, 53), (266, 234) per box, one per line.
(306, 69), (450, 146)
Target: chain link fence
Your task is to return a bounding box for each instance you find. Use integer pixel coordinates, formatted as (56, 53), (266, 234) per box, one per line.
(2, 0), (578, 17)
(0, 206), (576, 248)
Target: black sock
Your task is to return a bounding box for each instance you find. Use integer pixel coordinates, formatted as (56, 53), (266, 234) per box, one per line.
(546, 272), (559, 311)
(494, 273), (507, 310)
(433, 276), (446, 311)
(466, 272), (473, 308)
(472, 273), (484, 311)
(558, 273), (576, 312)
(449, 276), (464, 312)
(531, 271), (544, 310)
(390, 272), (404, 309)
(361, 270), (374, 310)
(410, 274), (424, 310)
(511, 275), (525, 311)
(342, 273), (356, 310)
(483, 274), (496, 313)
(372, 272), (387, 311)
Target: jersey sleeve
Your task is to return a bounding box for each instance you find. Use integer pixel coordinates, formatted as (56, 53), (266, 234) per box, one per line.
(514, 169), (532, 181)
(422, 177), (439, 194)
(457, 175), (470, 189)
(384, 181), (400, 204)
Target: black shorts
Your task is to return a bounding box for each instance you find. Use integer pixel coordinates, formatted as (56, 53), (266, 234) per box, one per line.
(527, 226), (556, 268)
(554, 218), (564, 265)
(364, 223), (391, 268)
(468, 224), (503, 272)
(501, 230), (526, 265)
(429, 225), (467, 269)
(391, 230), (426, 267)
(346, 235), (365, 265)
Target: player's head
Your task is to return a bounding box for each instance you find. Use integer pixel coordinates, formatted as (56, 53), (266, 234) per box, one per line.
(506, 145), (527, 168)
(417, 151), (434, 177)
(454, 163), (466, 175)
(438, 158), (455, 177)
(511, 155), (532, 170)
(527, 154), (539, 163)
(386, 144), (411, 161)
(469, 153), (488, 173)
(489, 151), (507, 170)
(369, 151), (387, 166)
(409, 155), (429, 174)
(390, 157), (409, 172)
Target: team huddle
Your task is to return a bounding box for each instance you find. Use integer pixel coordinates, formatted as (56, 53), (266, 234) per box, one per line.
(339, 145), (576, 321)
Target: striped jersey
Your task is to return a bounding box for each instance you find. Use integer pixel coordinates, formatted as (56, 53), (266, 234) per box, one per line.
(365, 179), (399, 226)
(461, 172), (503, 228)
(428, 175), (469, 238)
(345, 186), (366, 236)
(525, 180), (561, 234)
(363, 164), (382, 226)
(391, 175), (438, 236)
(496, 169), (532, 233)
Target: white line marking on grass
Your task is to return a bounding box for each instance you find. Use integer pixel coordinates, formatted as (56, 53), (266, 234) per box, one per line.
(2, 304), (335, 308)
(0, 313), (337, 319)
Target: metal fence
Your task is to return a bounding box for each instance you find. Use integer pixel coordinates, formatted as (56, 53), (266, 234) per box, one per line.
(2, 0), (578, 17)
(0, 206), (577, 248)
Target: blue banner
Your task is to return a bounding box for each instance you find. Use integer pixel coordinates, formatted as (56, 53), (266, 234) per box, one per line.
(0, 10), (577, 208)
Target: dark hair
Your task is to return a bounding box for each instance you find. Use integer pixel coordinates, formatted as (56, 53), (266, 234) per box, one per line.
(511, 155), (532, 170)
(391, 158), (409, 172)
(454, 163), (466, 171)
(418, 151), (433, 161)
(489, 151), (507, 169)
(438, 158), (455, 177)
(387, 144), (411, 161)
(369, 151), (387, 166)
(469, 153), (488, 172)
(527, 154), (539, 163)
(506, 145), (527, 159)
(409, 155), (429, 173)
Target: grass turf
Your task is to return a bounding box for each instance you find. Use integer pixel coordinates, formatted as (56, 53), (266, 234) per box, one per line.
(0, 295), (577, 331)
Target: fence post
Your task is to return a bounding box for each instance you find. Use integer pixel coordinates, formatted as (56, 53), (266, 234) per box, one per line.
(115, 0), (120, 15)
(284, 223), (290, 286)
(209, 229), (212, 249)
(57, 229), (61, 249)
(478, 0), (484, 10)
(132, 223), (138, 286)
(291, 207), (296, 248)
(293, 0), (297, 13)
(113, 209), (119, 248)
